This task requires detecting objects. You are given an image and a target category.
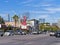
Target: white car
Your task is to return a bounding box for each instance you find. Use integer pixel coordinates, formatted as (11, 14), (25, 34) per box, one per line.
(21, 32), (26, 35)
(4, 30), (14, 36)
(31, 31), (39, 35)
(49, 32), (55, 36)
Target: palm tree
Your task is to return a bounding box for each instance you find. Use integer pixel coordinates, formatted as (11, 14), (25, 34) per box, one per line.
(12, 14), (19, 27)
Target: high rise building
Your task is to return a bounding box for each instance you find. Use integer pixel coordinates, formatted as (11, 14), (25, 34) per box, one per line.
(7, 14), (10, 22)
(27, 19), (39, 32)
(57, 19), (60, 28)
(39, 18), (45, 23)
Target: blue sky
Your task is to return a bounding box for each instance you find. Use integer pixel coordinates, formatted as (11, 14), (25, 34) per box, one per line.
(0, 0), (60, 23)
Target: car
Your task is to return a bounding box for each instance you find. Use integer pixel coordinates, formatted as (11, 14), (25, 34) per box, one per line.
(49, 32), (55, 36)
(54, 31), (60, 37)
(4, 30), (14, 36)
(38, 31), (43, 34)
(21, 32), (26, 35)
(14, 30), (22, 35)
(0, 30), (4, 37)
(31, 31), (39, 35)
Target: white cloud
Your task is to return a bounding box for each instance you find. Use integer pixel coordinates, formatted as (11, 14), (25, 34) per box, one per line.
(0, 14), (11, 21)
(29, 10), (55, 14)
(11, 10), (16, 14)
(24, 2), (51, 8)
(30, 14), (49, 20)
(45, 8), (60, 12)
(29, 11), (41, 13)
(19, 0), (52, 8)
(41, 4), (51, 6)
(39, 15), (49, 18)
(0, 14), (8, 18)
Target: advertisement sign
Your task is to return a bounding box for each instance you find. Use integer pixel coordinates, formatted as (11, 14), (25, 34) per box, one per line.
(20, 16), (27, 30)
(21, 25), (27, 29)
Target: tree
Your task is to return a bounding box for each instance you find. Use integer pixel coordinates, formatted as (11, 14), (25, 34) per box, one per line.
(0, 16), (5, 24)
(39, 23), (51, 31)
(39, 23), (45, 31)
(51, 25), (59, 31)
(12, 14), (19, 27)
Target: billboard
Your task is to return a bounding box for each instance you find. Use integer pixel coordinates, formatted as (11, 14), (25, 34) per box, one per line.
(20, 16), (27, 30)
(21, 25), (27, 29)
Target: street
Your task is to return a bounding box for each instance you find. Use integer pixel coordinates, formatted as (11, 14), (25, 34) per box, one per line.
(0, 34), (60, 45)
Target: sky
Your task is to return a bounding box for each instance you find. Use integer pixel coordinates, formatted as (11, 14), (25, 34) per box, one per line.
(0, 0), (60, 23)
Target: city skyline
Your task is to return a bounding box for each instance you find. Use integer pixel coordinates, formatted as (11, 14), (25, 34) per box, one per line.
(0, 0), (60, 23)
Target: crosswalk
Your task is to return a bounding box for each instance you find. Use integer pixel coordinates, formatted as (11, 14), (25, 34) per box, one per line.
(0, 34), (48, 44)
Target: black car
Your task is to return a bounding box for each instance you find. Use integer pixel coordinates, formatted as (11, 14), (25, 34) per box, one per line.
(14, 30), (22, 35)
(0, 30), (4, 37)
(54, 31), (60, 37)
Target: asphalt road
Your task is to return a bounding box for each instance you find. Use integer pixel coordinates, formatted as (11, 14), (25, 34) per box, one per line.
(0, 34), (60, 45)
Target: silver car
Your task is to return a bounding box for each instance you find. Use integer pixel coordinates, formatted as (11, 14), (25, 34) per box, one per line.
(0, 30), (4, 36)
(4, 30), (14, 36)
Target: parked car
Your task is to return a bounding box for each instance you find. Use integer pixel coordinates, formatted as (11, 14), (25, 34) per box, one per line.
(14, 30), (22, 35)
(4, 30), (14, 36)
(49, 32), (55, 36)
(39, 31), (44, 34)
(21, 32), (26, 35)
(0, 30), (4, 37)
(54, 31), (60, 37)
(31, 31), (39, 35)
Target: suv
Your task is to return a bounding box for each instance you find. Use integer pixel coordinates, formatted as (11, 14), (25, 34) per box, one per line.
(54, 31), (60, 37)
